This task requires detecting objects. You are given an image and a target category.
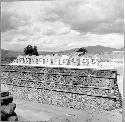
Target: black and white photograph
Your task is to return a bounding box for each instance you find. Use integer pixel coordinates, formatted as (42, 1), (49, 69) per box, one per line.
(1, 0), (124, 121)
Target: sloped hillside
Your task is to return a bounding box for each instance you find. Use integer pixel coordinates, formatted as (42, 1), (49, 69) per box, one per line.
(1, 49), (23, 64)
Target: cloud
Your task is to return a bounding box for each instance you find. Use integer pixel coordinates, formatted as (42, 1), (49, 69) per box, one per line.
(43, 0), (124, 34)
(1, 8), (30, 32)
(1, 1), (124, 52)
(67, 33), (124, 49)
(1, 0), (123, 34)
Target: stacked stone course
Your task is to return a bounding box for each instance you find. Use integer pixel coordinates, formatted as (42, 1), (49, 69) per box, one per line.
(1, 64), (122, 111)
(11, 55), (100, 67)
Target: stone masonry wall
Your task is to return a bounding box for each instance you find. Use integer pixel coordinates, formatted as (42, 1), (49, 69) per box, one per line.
(1, 64), (122, 111)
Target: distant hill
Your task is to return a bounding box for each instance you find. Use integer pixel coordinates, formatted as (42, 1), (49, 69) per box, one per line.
(1, 49), (24, 57)
(1, 49), (24, 64)
(39, 48), (78, 55)
(39, 45), (124, 55)
(1, 45), (124, 64)
(1, 46), (124, 56)
(85, 45), (123, 54)
(118, 47), (124, 51)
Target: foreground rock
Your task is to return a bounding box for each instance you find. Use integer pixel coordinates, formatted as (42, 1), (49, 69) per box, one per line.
(1, 91), (18, 121)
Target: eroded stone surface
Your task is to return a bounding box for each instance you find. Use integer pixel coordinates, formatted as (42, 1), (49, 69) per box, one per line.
(1, 91), (18, 121)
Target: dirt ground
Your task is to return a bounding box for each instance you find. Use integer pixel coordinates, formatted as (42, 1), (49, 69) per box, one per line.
(13, 99), (122, 122)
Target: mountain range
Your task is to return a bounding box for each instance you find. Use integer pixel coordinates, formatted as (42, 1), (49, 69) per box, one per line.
(50, 45), (124, 55)
(1, 45), (124, 56)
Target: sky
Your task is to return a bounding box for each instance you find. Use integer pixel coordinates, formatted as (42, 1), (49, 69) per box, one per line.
(1, 0), (124, 52)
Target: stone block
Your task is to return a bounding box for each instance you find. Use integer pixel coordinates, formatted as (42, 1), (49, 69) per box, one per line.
(1, 96), (13, 105)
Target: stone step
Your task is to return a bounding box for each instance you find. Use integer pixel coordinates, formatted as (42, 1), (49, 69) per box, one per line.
(1, 91), (10, 97)
(1, 103), (16, 115)
(1, 96), (13, 105)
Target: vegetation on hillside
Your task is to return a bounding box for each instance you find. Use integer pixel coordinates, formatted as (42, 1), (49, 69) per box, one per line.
(1, 50), (19, 64)
(24, 45), (39, 56)
(1, 56), (17, 64)
(76, 48), (88, 56)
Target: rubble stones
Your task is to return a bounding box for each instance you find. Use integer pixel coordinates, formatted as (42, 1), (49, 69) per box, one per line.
(1, 91), (18, 121)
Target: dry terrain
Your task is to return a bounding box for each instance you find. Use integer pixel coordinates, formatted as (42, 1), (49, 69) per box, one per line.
(14, 99), (122, 122)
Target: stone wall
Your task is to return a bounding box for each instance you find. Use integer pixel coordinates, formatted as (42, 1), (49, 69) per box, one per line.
(11, 55), (99, 66)
(1, 64), (122, 111)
